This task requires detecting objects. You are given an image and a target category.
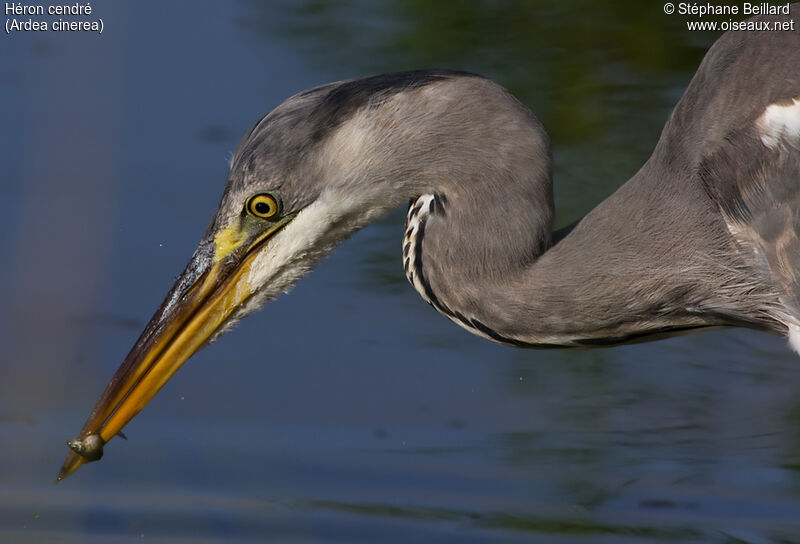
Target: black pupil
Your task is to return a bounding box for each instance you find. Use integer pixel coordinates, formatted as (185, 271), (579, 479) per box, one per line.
(254, 201), (272, 215)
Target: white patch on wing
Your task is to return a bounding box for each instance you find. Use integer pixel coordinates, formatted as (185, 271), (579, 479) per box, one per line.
(723, 218), (762, 258)
(723, 218), (746, 242)
(788, 323), (800, 355)
(756, 97), (800, 149)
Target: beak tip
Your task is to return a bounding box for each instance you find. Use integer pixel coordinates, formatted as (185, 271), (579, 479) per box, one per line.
(55, 454), (82, 484)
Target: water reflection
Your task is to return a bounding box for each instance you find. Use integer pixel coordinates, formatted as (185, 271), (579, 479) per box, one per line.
(2, 0), (800, 542)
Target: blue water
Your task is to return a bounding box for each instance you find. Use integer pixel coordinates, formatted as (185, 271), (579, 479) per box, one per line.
(2, 1), (800, 542)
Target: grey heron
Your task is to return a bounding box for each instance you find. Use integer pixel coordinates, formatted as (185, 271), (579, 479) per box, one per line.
(58, 9), (800, 480)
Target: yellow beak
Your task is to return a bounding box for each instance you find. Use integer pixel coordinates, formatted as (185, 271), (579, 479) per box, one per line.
(57, 215), (294, 481)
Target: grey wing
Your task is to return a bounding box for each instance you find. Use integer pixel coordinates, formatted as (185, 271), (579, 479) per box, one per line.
(700, 98), (800, 327)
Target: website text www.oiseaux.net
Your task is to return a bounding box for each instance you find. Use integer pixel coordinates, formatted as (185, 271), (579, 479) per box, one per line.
(664, 2), (795, 31)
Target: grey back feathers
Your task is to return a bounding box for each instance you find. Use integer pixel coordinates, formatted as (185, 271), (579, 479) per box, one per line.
(216, 7), (799, 349)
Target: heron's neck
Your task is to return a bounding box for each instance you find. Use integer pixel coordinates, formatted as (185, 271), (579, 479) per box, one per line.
(409, 162), (772, 347)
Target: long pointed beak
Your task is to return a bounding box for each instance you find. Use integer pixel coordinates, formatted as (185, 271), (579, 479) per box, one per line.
(57, 215), (294, 481)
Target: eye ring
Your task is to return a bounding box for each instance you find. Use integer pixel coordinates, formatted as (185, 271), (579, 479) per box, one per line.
(246, 193), (282, 219)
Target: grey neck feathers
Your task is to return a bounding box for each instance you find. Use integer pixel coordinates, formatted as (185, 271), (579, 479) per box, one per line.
(409, 154), (783, 347)
(398, 81), (793, 347)
(360, 68), (788, 346)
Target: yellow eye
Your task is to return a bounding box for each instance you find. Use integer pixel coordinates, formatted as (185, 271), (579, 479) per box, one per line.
(246, 193), (281, 219)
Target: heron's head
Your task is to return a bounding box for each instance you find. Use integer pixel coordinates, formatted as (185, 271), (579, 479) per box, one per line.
(58, 70), (506, 479)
